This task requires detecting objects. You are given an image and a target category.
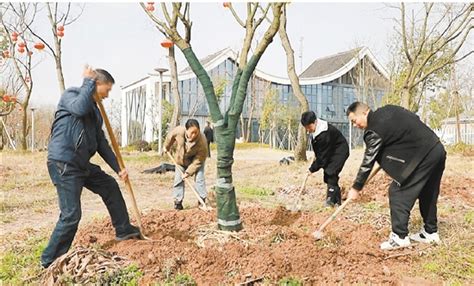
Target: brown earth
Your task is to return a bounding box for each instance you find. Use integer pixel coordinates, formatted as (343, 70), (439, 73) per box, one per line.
(279, 171), (474, 207)
(346, 173), (474, 205)
(1, 148), (472, 284)
(75, 206), (429, 285)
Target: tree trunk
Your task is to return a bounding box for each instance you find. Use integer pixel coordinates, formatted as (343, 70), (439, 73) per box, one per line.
(245, 113), (253, 143)
(182, 47), (242, 231)
(454, 91), (462, 144)
(400, 87), (411, 109)
(240, 114), (246, 142)
(171, 3), (283, 232)
(46, 5), (66, 93)
(287, 121), (291, 150)
(245, 76), (256, 143)
(168, 45), (181, 128)
(21, 106), (28, 150)
(214, 116), (241, 230)
(53, 38), (65, 93)
(55, 56), (65, 93)
(279, 6), (308, 161)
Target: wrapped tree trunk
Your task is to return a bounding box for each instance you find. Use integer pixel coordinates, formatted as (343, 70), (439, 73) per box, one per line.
(182, 48), (246, 230)
(141, 2), (283, 231)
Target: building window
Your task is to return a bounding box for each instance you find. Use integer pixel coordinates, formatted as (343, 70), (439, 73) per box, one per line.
(326, 104), (336, 119)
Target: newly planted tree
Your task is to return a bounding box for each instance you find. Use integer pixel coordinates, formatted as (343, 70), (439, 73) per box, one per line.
(141, 2), (283, 230)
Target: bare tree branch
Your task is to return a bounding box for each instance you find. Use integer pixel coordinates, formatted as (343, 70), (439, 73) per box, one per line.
(161, 3), (172, 24)
(401, 3), (413, 64)
(413, 3), (433, 60)
(255, 3), (270, 27)
(63, 3), (84, 26)
(228, 4), (245, 28)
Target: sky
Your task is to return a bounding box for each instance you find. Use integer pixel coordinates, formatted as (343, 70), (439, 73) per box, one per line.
(0, 2), (450, 107)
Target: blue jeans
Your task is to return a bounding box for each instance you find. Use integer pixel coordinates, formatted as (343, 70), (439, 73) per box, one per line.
(41, 160), (132, 267)
(173, 164), (206, 202)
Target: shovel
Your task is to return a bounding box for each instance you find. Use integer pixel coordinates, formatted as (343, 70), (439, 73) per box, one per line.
(313, 165), (382, 240)
(286, 172), (311, 212)
(166, 151), (211, 211)
(96, 99), (148, 240)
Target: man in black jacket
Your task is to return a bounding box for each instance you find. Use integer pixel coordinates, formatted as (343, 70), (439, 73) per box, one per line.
(301, 111), (349, 207)
(42, 66), (141, 268)
(346, 102), (446, 250)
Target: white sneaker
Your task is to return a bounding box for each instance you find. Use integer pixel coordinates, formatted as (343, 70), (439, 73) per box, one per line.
(409, 228), (440, 244)
(380, 232), (411, 250)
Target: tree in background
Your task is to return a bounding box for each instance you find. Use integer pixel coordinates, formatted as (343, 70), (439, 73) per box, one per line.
(160, 42), (181, 129)
(278, 4), (309, 161)
(259, 85), (299, 150)
(259, 86), (279, 147)
(387, 3), (472, 110)
(1, 3), (81, 150)
(428, 89), (463, 130)
(1, 3), (37, 150)
(24, 2), (83, 93)
(141, 2), (283, 231)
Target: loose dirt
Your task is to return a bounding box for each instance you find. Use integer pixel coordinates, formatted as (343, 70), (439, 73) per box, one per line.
(75, 206), (424, 284)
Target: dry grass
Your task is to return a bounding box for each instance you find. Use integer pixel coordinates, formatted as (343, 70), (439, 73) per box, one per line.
(0, 145), (473, 284)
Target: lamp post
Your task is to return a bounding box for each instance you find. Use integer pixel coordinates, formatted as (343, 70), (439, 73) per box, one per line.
(30, 107), (36, 152)
(154, 67), (168, 154)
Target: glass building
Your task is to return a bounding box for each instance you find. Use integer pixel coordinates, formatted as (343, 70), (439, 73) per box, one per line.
(121, 47), (389, 148)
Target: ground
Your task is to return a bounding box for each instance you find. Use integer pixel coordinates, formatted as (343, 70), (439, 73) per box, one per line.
(1, 145), (473, 284)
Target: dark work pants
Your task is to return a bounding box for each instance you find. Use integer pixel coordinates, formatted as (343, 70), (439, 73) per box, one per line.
(41, 160), (132, 267)
(207, 142), (211, 158)
(323, 150), (349, 188)
(389, 143), (446, 238)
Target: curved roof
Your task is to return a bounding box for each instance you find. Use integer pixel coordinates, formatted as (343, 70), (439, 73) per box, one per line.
(178, 46), (389, 85)
(300, 47), (363, 78)
(122, 46), (389, 90)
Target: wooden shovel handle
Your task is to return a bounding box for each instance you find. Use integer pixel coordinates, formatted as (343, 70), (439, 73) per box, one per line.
(166, 151), (208, 209)
(96, 99), (144, 233)
(316, 165), (382, 233)
(293, 172), (310, 205)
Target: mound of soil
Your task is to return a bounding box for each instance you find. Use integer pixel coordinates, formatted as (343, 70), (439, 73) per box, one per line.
(345, 174), (474, 205)
(278, 173), (473, 207)
(75, 206), (420, 284)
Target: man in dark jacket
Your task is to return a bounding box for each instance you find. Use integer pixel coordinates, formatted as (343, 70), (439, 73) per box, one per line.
(203, 121), (214, 158)
(346, 102), (446, 250)
(301, 111), (349, 207)
(42, 66), (141, 268)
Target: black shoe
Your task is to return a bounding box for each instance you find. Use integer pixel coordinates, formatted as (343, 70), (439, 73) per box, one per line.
(174, 200), (184, 210)
(333, 186), (342, 206)
(324, 197), (335, 207)
(116, 225), (141, 241)
(325, 185), (341, 207)
(41, 261), (51, 269)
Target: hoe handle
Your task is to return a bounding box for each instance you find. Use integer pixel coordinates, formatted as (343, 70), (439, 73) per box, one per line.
(316, 165), (382, 233)
(96, 99), (145, 235)
(166, 151), (208, 210)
